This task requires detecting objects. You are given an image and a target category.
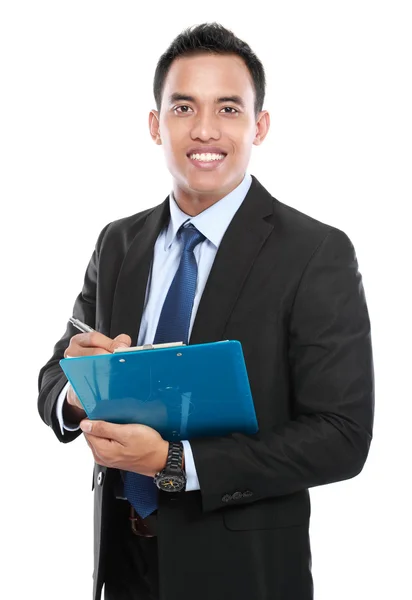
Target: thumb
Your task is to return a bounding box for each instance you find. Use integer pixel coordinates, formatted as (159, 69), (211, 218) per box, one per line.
(112, 333), (132, 351)
(80, 419), (126, 440)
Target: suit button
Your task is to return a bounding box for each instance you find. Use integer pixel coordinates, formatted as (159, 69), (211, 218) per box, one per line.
(243, 490), (253, 498)
(97, 472), (104, 486)
(222, 494), (232, 503)
(232, 491), (243, 500)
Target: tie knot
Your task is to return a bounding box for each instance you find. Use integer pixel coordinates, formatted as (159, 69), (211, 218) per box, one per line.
(179, 223), (206, 253)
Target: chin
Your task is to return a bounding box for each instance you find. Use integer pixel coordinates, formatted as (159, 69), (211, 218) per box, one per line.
(187, 179), (222, 192)
(185, 172), (229, 192)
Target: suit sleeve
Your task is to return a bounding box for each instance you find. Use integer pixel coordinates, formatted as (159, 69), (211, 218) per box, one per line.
(190, 228), (375, 513)
(37, 223), (111, 443)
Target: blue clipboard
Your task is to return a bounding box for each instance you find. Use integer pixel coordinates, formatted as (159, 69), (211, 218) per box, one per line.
(59, 340), (258, 442)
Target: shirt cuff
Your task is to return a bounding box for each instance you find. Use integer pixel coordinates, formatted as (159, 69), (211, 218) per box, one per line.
(55, 381), (81, 436)
(181, 440), (200, 491)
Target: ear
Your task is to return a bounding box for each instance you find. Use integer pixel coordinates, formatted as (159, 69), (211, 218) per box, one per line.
(253, 110), (270, 146)
(149, 110), (162, 145)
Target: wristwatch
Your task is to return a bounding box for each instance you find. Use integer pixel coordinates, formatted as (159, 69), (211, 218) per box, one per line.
(154, 441), (187, 492)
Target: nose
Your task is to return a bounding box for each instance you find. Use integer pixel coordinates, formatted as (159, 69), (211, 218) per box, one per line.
(190, 110), (221, 141)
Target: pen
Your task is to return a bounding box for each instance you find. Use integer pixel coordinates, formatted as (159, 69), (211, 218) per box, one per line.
(69, 317), (96, 333)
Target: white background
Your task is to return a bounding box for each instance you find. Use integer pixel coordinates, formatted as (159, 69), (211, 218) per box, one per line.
(1, 1), (411, 598)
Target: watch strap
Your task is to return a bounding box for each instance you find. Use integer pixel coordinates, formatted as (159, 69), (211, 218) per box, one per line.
(166, 441), (184, 473)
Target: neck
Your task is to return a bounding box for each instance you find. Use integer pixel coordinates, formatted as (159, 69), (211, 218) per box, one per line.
(172, 175), (244, 216)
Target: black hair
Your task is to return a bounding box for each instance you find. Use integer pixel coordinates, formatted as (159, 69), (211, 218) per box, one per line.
(153, 22), (266, 118)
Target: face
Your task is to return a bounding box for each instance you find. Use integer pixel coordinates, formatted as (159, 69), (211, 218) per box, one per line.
(149, 53), (270, 213)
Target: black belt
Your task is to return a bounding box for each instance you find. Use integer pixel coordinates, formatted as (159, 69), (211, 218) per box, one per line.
(129, 505), (158, 537)
(113, 471), (158, 537)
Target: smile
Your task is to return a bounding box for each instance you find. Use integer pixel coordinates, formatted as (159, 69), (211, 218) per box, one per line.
(186, 153), (227, 170)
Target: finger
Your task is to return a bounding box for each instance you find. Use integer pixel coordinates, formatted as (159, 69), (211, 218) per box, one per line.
(64, 332), (111, 358)
(84, 433), (113, 456)
(64, 332), (132, 358)
(75, 331), (119, 351)
(112, 333), (132, 352)
(64, 345), (110, 358)
(63, 333), (129, 358)
(83, 433), (94, 451)
(83, 434), (99, 462)
(80, 419), (128, 443)
(84, 433), (120, 470)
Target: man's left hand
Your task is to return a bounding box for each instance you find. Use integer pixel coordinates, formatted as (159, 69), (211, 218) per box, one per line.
(79, 419), (169, 477)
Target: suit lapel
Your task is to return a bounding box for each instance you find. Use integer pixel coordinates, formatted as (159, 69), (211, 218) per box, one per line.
(110, 175), (275, 345)
(109, 199), (170, 343)
(189, 175), (274, 344)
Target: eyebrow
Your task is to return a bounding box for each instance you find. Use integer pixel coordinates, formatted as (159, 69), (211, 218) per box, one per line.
(168, 93), (245, 109)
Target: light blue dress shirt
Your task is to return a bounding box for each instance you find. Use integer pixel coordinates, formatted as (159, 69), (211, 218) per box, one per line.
(56, 172), (253, 491)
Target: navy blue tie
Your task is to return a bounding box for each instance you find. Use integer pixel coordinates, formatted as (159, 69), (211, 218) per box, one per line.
(123, 223), (206, 518)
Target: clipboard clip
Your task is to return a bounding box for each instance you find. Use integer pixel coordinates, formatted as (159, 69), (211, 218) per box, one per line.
(113, 341), (186, 353)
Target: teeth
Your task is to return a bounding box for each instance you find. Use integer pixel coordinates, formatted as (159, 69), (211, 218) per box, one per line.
(189, 153), (225, 161)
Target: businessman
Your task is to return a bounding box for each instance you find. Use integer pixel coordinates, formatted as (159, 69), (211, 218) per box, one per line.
(38, 22), (374, 600)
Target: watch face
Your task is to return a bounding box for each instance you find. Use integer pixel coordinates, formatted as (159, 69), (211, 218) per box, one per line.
(157, 475), (185, 492)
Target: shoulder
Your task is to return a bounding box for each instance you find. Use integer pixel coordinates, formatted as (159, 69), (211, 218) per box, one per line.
(94, 203), (165, 254)
(262, 188), (354, 259)
(252, 175), (350, 248)
(273, 196), (340, 237)
(268, 198), (359, 285)
(250, 175), (356, 270)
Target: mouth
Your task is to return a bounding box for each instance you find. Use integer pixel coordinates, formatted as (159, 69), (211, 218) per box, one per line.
(186, 151), (227, 171)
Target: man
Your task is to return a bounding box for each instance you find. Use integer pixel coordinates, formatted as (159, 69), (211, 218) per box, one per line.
(38, 22), (374, 600)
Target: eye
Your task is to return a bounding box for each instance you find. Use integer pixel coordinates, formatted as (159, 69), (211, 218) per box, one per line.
(220, 107), (238, 114)
(173, 105), (239, 115)
(174, 105), (193, 114)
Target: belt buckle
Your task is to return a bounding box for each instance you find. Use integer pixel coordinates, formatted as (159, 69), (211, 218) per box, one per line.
(129, 505), (156, 538)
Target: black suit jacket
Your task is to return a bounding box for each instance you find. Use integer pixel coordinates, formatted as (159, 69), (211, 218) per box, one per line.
(38, 175), (374, 600)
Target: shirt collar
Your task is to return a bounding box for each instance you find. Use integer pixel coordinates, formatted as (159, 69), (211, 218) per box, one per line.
(164, 173), (252, 250)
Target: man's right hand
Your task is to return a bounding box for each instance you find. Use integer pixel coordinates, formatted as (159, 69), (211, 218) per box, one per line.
(63, 331), (132, 423)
